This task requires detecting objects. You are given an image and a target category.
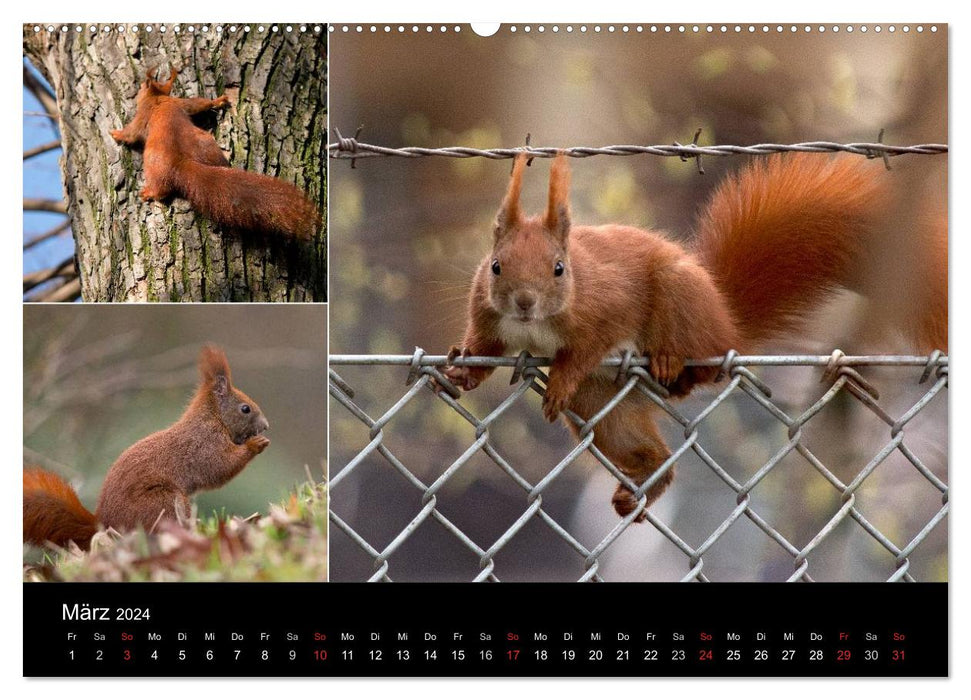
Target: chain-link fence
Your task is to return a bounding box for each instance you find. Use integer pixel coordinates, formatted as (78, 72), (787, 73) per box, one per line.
(329, 350), (948, 583)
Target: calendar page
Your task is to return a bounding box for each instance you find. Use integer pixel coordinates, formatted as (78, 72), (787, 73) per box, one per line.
(21, 19), (948, 679)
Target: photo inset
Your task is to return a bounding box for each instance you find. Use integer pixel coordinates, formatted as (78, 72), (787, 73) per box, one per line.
(328, 27), (947, 583)
(23, 24), (327, 302)
(23, 304), (327, 581)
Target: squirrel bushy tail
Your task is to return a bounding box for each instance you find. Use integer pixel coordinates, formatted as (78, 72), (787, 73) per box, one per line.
(177, 161), (320, 240)
(23, 469), (97, 549)
(694, 153), (890, 349)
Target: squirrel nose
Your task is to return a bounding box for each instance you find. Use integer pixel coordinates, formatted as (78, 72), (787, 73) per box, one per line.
(258, 416), (270, 432)
(514, 291), (537, 312)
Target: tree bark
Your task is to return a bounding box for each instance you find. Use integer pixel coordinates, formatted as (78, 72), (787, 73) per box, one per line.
(23, 23), (327, 302)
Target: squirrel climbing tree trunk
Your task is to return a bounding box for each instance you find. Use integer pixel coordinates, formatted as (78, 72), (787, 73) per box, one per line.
(23, 24), (327, 302)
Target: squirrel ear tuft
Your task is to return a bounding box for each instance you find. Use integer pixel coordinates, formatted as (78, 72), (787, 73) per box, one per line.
(494, 153), (528, 239)
(198, 344), (232, 391)
(544, 152), (571, 241)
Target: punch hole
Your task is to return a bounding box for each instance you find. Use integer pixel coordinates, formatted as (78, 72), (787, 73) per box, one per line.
(471, 23), (500, 37)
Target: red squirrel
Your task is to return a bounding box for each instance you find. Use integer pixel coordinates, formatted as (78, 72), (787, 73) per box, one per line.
(111, 66), (320, 240)
(23, 345), (270, 549)
(443, 153), (947, 520)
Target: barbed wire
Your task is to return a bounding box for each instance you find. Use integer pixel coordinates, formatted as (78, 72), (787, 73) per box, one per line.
(328, 132), (948, 170)
(329, 349), (948, 582)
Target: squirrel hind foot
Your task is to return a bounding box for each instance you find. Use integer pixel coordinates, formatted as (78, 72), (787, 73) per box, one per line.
(612, 467), (676, 523)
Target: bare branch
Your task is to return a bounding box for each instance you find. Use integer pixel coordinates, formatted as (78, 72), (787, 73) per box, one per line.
(23, 64), (58, 127)
(32, 277), (82, 303)
(24, 139), (61, 160)
(24, 198), (68, 214)
(24, 219), (71, 250)
(23, 256), (75, 292)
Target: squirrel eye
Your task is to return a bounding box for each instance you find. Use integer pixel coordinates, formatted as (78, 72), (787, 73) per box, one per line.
(491, 259), (501, 276)
(240, 404), (251, 414)
(554, 260), (565, 277)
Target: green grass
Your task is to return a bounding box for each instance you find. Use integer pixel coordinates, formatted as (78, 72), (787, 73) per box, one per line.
(23, 479), (327, 582)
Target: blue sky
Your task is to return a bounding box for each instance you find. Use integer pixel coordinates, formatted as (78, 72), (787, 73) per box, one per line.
(23, 60), (75, 288)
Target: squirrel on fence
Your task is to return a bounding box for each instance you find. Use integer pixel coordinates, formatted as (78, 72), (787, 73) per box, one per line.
(23, 345), (270, 549)
(111, 66), (320, 240)
(442, 152), (947, 520)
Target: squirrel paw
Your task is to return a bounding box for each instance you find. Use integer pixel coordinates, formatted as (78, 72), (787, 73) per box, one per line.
(246, 435), (271, 454)
(649, 354), (685, 386)
(541, 383), (571, 423)
(442, 365), (485, 392)
(139, 187), (161, 202)
(612, 485), (648, 523)
(110, 129), (125, 143)
(212, 95), (230, 109)
(441, 346), (487, 392)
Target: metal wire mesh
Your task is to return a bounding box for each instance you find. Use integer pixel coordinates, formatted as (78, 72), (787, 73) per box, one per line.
(329, 350), (948, 583)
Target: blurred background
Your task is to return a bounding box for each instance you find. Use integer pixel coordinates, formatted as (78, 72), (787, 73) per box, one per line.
(328, 26), (947, 582)
(24, 304), (327, 529)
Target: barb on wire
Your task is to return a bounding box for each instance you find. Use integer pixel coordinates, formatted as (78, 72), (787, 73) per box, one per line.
(329, 350), (948, 583)
(328, 137), (948, 162)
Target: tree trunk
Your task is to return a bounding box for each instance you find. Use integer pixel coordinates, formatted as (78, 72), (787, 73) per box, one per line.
(23, 23), (327, 302)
